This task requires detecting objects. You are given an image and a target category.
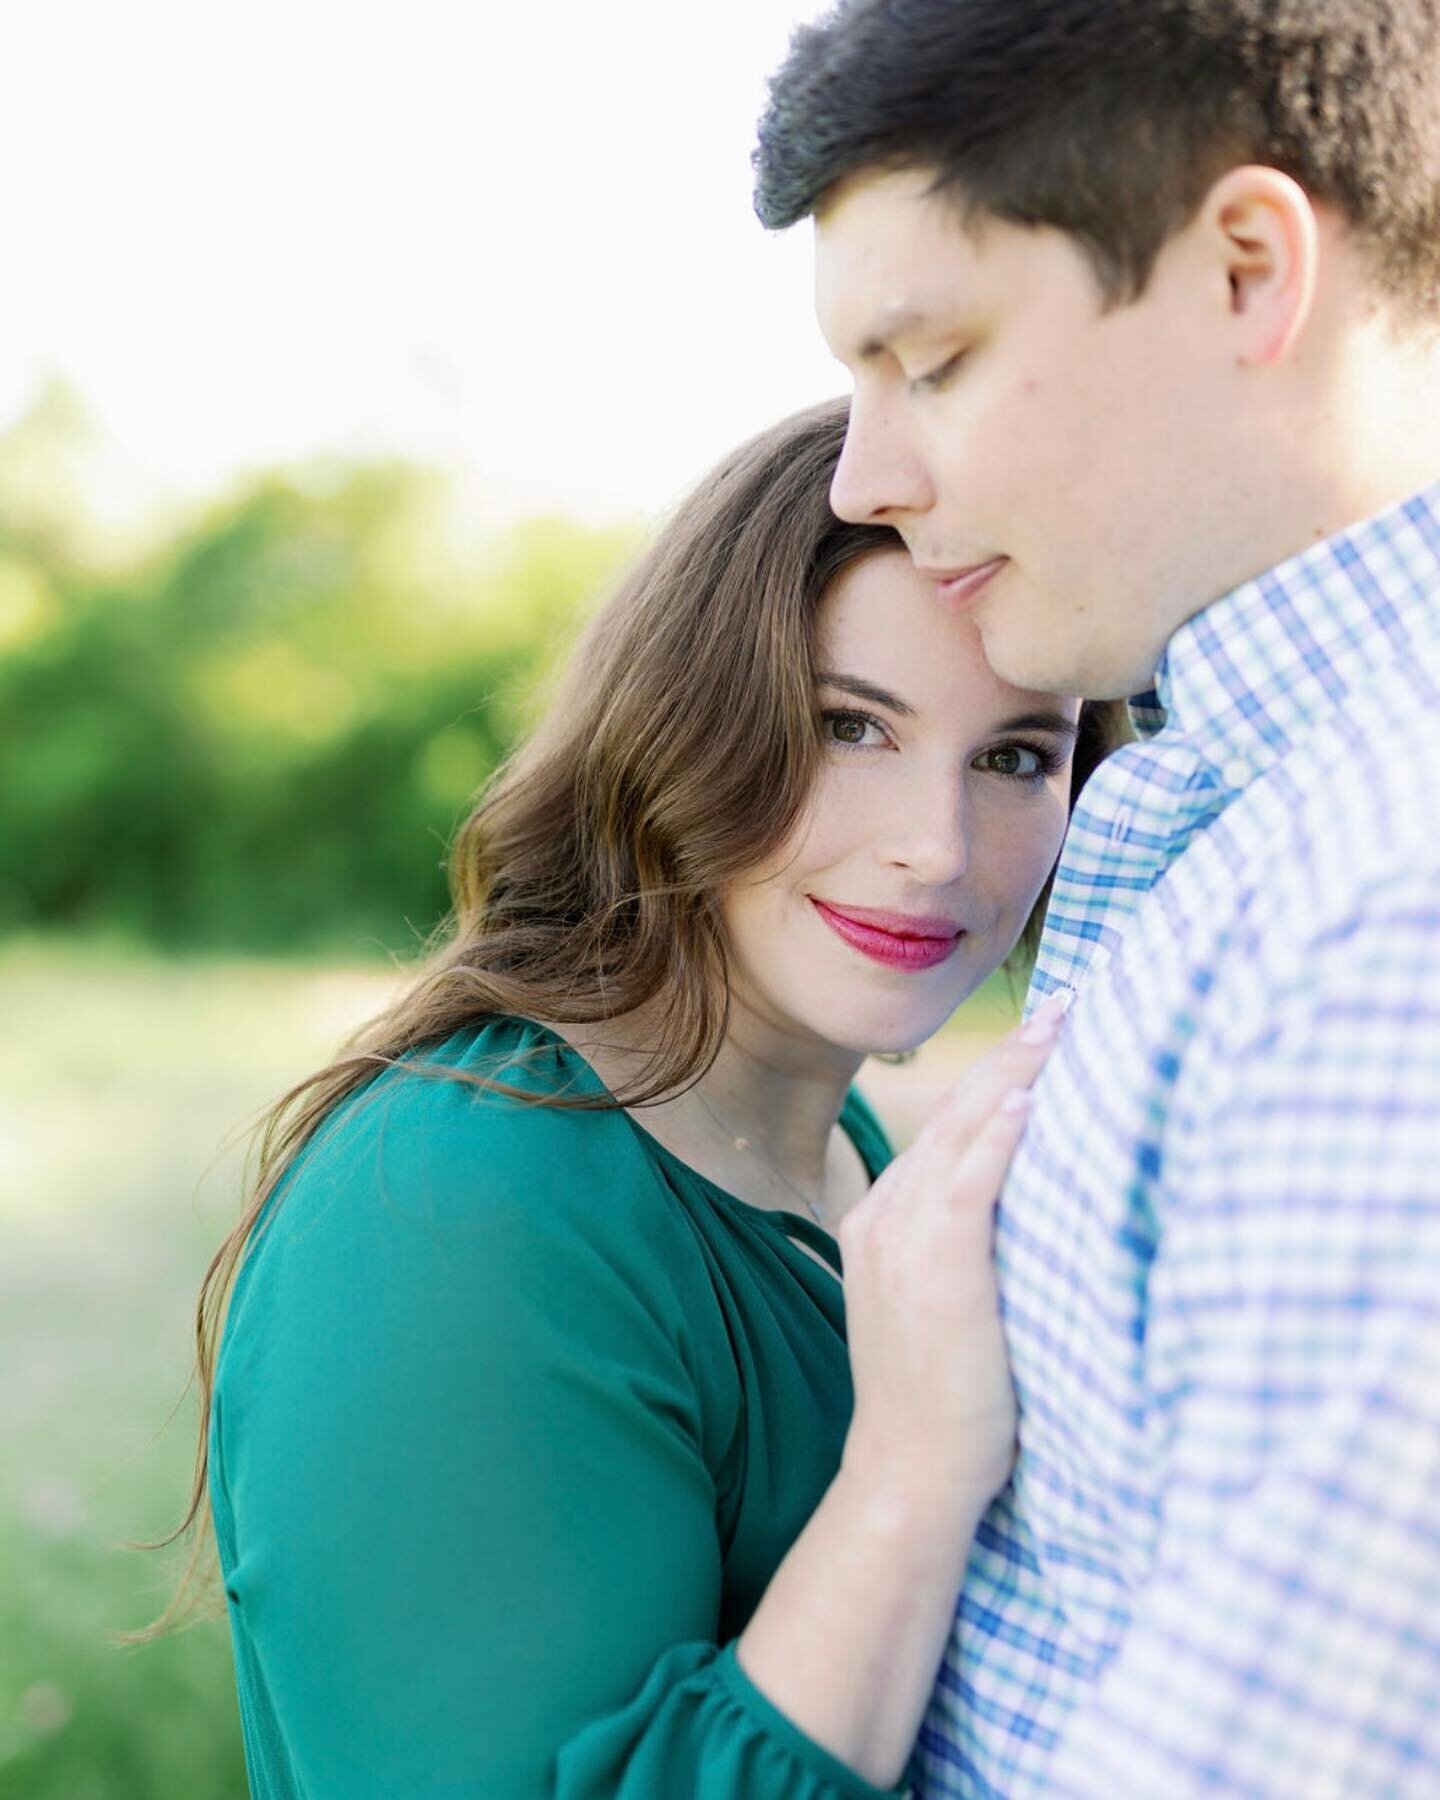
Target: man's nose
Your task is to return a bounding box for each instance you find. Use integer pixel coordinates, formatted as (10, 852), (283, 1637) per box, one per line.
(829, 402), (935, 525)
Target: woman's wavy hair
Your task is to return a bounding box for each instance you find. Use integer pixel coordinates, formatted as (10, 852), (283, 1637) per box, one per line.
(127, 396), (1129, 1639)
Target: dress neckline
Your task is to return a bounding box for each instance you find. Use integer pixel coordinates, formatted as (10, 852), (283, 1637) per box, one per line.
(511, 1016), (856, 1282)
(620, 1111), (847, 1280)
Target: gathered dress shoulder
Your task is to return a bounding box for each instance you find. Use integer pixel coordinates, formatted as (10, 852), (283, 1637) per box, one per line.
(209, 1014), (904, 1798)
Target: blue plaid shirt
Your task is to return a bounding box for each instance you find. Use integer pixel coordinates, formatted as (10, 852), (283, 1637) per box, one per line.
(919, 487), (1440, 1798)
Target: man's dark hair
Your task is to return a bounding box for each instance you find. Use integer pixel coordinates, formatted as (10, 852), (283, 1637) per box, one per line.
(753, 0), (1440, 307)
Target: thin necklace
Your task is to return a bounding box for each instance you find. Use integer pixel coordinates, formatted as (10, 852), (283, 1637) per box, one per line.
(694, 1089), (829, 1230)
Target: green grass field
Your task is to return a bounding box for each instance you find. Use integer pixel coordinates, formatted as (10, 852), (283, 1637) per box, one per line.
(0, 940), (1016, 1798)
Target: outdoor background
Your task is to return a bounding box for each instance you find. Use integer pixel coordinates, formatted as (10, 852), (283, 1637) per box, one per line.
(1, 5), (1020, 1795)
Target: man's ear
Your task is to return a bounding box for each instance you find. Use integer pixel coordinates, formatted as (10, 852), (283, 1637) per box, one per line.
(1201, 165), (1319, 365)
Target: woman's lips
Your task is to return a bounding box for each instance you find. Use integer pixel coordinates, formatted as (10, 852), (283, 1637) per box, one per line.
(810, 898), (964, 972)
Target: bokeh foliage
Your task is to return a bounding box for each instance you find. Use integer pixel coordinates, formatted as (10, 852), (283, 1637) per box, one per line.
(0, 383), (641, 954)
(0, 388), (1023, 1797)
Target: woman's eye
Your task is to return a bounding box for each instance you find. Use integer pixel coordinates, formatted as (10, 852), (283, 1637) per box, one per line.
(975, 744), (1046, 779)
(822, 710), (887, 749)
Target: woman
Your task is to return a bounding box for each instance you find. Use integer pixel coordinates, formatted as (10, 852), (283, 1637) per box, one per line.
(150, 398), (1124, 1796)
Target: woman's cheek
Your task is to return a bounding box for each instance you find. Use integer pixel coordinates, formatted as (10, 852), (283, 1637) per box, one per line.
(1025, 799), (1071, 899)
(800, 762), (865, 861)
(988, 802), (1067, 921)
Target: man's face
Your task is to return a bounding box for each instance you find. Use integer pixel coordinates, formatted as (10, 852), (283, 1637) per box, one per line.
(815, 168), (1250, 700)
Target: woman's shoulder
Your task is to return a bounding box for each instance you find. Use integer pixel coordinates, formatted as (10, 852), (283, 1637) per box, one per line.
(216, 1018), (732, 1507)
(258, 1014), (685, 1267)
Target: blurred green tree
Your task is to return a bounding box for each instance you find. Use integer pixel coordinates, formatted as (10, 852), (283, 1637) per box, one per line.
(0, 393), (639, 955)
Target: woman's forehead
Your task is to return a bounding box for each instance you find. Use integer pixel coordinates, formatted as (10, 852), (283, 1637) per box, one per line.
(818, 555), (1081, 724)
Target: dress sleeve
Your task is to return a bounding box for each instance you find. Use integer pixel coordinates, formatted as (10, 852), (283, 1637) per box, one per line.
(214, 1063), (906, 1799)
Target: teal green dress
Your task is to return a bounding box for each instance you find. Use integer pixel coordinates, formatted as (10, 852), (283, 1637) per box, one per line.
(209, 1015), (907, 1798)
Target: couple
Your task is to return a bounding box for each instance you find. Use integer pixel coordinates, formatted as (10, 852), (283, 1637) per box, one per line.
(178, 2), (1440, 1794)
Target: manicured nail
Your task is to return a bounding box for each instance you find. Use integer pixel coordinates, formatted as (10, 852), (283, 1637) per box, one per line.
(1020, 990), (1072, 1041)
(1000, 1088), (1031, 1116)
(1020, 1011), (1060, 1043)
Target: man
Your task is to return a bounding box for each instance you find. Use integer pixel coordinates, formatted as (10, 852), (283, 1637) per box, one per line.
(754, 3), (1440, 1795)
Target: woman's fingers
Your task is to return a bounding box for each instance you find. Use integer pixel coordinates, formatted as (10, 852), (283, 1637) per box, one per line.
(910, 1001), (1064, 1158)
(839, 1004), (1071, 1503)
(840, 1072), (1032, 1504)
(941, 1086), (1032, 1212)
(846, 1003), (1064, 1244)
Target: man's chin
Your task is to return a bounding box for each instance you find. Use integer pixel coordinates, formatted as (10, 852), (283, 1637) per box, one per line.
(976, 628), (1079, 697)
(979, 618), (1148, 702)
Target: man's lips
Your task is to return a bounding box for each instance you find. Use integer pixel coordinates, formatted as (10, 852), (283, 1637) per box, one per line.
(918, 557), (1009, 611)
(810, 898), (965, 972)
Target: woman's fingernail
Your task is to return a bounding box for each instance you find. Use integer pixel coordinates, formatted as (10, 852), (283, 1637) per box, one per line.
(1020, 989), (1072, 1041)
(1020, 1012), (1060, 1044)
(1000, 1088), (1032, 1116)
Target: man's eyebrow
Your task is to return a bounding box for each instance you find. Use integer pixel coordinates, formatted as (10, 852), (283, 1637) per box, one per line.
(993, 710), (1080, 739)
(816, 672), (917, 717)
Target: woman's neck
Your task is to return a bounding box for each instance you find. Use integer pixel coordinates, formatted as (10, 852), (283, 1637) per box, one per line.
(549, 1000), (867, 1214)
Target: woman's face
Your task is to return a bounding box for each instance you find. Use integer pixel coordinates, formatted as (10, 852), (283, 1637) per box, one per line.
(722, 547), (1080, 1058)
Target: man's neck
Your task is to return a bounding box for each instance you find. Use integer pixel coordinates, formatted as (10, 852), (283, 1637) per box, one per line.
(1284, 325), (1440, 567)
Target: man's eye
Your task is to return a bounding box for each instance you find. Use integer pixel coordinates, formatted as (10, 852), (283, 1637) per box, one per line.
(910, 351), (967, 395)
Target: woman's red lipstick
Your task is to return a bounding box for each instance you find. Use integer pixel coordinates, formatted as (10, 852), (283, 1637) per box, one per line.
(810, 899), (964, 972)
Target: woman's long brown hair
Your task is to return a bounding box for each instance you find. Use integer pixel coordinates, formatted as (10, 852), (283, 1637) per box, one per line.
(127, 397), (1128, 1639)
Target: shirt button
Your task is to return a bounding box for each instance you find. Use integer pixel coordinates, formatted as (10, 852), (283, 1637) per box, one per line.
(1222, 757), (1252, 790)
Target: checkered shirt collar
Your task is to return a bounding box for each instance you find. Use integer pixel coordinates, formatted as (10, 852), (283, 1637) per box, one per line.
(1126, 482), (1440, 766)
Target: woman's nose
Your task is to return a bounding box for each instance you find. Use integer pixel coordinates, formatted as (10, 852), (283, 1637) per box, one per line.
(880, 779), (971, 888)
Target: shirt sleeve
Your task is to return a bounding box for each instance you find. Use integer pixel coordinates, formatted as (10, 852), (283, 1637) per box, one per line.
(1040, 869), (1440, 1797)
(213, 1065), (904, 1800)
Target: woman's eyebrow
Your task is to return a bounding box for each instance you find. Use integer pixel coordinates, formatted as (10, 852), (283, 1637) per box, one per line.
(816, 672), (916, 717)
(817, 681), (1079, 741)
(993, 710), (1080, 738)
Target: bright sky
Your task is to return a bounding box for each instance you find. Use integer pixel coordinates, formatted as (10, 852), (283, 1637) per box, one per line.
(3, 0), (844, 528)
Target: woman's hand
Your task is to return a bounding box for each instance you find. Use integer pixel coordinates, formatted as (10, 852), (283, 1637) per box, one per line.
(838, 993), (1068, 1516)
(734, 996), (1068, 1784)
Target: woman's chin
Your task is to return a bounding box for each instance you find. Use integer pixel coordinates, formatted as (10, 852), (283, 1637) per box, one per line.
(823, 1005), (966, 1061)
